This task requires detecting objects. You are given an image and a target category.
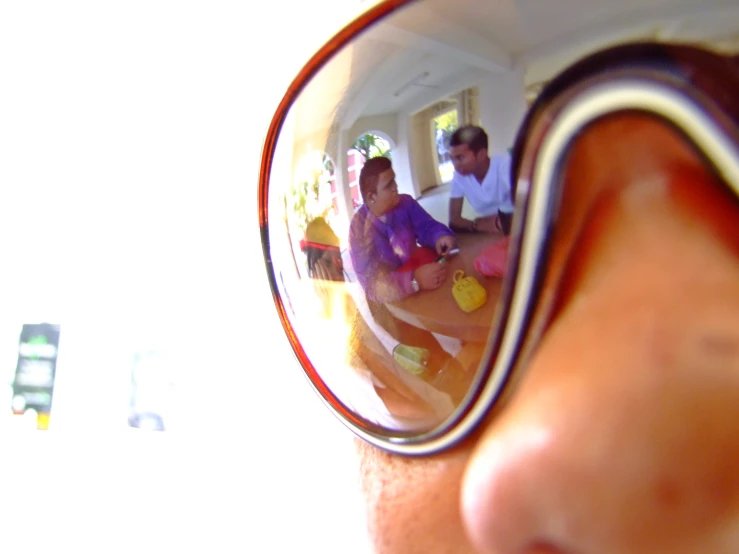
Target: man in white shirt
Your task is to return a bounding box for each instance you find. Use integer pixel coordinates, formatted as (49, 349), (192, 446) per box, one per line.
(447, 125), (514, 234)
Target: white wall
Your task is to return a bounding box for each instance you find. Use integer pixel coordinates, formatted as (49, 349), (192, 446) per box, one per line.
(393, 112), (417, 198)
(476, 67), (527, 154)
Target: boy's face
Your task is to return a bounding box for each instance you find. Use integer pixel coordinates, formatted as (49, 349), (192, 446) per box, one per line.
(369, 168), (400, 215)
(357, 114), (739, 553)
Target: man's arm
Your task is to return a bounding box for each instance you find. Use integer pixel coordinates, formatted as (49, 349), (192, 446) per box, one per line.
(472, 214), (501, 233)
(449, 197), (476, 231)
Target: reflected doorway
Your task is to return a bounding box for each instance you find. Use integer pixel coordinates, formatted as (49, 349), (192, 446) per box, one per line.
(433, 108), (458, 184)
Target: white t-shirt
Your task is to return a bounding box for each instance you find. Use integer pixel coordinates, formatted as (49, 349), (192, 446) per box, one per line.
(450, 153), (514, 216)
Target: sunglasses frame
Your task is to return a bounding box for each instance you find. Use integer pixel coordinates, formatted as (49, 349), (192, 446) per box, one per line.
(259, 1), (739, 456)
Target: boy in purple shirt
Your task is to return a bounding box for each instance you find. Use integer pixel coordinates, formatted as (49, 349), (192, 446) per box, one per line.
(349, 157), (460, 388)
(349, 157), (457, 303)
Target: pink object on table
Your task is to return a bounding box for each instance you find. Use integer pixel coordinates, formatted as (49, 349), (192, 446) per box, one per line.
(473, 236), (511, 278)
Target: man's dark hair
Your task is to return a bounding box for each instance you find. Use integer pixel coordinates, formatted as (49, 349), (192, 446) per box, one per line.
(358, 156), (392, 203)
(449, 125), (488, 153)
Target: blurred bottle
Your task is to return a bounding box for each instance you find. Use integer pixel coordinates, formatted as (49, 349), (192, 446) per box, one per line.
(393, 344), (470, 405)
(392, 344), (431, 377)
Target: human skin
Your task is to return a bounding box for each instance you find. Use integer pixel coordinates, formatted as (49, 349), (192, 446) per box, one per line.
(356, 114), (739, 553)
(367, 168), (401, 218)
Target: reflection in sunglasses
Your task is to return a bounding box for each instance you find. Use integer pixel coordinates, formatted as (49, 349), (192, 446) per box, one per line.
(260, 0), (739, 454)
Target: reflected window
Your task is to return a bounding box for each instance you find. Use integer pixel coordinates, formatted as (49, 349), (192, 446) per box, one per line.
(348, 133), (393, 210)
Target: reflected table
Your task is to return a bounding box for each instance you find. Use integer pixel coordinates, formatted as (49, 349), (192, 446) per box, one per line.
(386, 232), (505, 344)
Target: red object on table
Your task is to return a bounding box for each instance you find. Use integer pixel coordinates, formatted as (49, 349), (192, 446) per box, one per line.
(396, 247), (438, 273)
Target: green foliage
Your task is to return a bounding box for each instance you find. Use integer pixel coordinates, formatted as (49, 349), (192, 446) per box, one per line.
(288, 152), (336, 233)
(434, 109), (458, 133)
(433, 108), (459, 157)
(352, 133), (391, 161)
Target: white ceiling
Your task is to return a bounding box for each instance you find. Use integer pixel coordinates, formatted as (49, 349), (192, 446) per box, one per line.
(291, 0), (739, 141)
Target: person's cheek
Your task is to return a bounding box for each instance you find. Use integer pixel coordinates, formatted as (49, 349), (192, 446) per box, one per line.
(460, 175), (739, 554)
(356, 439), (478, 554)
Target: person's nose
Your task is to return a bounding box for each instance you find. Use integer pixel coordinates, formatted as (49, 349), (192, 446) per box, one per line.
(460, 173), (739, 553)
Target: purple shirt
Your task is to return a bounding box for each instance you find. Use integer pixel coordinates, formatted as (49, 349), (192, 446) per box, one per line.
(349, 194), (453, 303)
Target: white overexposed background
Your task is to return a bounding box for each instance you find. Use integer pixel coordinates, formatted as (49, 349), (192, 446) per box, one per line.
(0, 1), (382, 552)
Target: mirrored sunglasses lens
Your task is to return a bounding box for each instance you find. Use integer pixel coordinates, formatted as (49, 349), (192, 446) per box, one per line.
(262, 0), (739, 440)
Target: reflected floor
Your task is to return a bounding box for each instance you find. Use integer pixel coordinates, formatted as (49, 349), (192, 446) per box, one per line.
(418, 182), (452, 223)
